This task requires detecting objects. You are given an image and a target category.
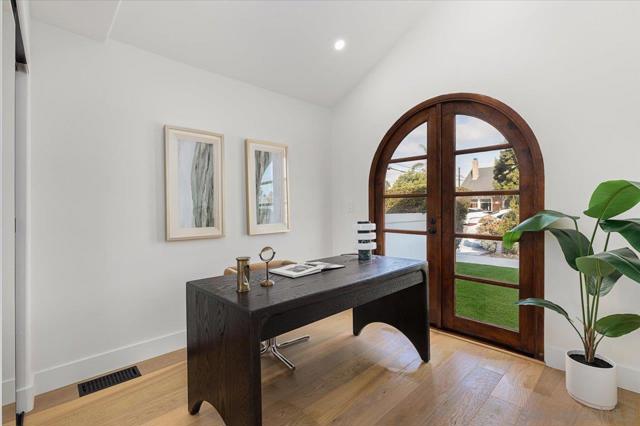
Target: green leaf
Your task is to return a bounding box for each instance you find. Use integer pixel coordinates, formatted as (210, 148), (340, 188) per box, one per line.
(586, 271), (622, 297)
(548, 228), (592, 270)
(600, 219), (640, 252)
(576, 255), (616, 278)
(596, 314), (640, 337)
(503, 210), (578, 249)
(584, 180), (640, 219)
(516, 298), (571, 320)
(576, 248), (640, 284)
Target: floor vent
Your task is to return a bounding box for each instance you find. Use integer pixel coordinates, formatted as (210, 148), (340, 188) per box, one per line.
(78, 366), (141, 397)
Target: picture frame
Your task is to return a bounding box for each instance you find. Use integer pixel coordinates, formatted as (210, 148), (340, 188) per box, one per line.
(165, 125), (224, 241)
(245, 139), (291, 235)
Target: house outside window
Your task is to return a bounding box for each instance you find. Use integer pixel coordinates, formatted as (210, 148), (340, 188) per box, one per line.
(479, 198), (492, 211)
(460, 159), (501, 213)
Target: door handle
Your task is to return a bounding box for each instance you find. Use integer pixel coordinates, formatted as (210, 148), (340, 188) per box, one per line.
(428, 218), (436, 234)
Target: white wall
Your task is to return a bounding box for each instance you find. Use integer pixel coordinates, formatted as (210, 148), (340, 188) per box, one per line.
(29, 21), (332, 395)
(6, 0), (35, 410)
(2, 0), (16, 410)
(330, 1), (640, 391)
(13, 68), (34, 411)
(0, 0), (4, 416)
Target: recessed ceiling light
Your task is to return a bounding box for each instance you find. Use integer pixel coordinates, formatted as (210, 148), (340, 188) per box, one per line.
(334, 39), (346, 51)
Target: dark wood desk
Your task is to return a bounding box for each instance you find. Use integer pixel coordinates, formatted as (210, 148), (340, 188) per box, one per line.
(186, 255), (429, 426)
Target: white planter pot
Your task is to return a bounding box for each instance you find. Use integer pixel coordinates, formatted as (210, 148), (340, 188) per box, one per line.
(565, 350), (617, 410)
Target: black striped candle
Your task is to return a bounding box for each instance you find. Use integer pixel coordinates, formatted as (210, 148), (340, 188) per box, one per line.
(355, 221), (377, 261)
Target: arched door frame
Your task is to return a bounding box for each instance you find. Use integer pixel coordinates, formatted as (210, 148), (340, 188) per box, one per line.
(369, 93), (545, 359)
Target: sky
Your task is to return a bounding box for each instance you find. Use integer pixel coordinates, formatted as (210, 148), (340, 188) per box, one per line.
(455, 115), (509, 181)
(386, 115), (514, 186)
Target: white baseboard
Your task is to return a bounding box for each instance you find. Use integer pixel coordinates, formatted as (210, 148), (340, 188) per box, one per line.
(2, 379), (34, 412)
(33, 329), (186, 398)
(2, 379), (15, 405)
(546, 345), (640, 394)
(17, 384), (35, 412)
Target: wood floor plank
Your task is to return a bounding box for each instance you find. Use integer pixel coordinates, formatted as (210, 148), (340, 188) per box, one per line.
(516, 392), (581, 426)
(140, 405), (224, 426)
(424, 366), (503, 425)
(491, 358), (545, 407)
(531, 365), (565, 397)
(329, 372), (419, 426)
(302, 336), (419, 425)
(7, 312), (640, 426)
(468, 396), (521, 426)
(373, 350), (484, 425)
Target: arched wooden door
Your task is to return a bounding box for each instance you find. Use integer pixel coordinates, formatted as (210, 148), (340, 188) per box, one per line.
(369, 94), (544, 358)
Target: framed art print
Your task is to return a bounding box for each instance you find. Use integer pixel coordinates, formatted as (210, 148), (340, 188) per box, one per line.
(245, 139), (290, 235)
(165, 126), (224, 240)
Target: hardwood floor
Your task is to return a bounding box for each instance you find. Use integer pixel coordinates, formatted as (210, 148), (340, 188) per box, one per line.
(4, 311), (639, 425)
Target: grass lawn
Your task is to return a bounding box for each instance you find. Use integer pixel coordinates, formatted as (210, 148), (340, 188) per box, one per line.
(455, 261), (519, 283)
(454, 262), (519, 330)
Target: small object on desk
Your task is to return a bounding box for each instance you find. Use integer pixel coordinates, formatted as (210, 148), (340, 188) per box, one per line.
(235, 256), (251, 292)
(304, 261), (345, 270)
(259, 246), (276, 287)
(271, 261), (345, 278)
(271, 263), (322, 278)
(355, 221), (377, 261)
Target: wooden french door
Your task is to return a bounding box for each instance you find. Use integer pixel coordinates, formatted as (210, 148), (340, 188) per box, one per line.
(370, 94), (544, 358)
(369, 105), (443, 324)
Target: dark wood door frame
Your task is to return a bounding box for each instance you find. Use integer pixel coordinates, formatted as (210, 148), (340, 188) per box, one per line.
(368, 106), (442, 326)
(369, 93), (545, 360)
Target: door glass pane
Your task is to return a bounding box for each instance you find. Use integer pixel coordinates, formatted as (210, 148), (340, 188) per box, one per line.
(455, 279), (519, 331)
(456, 115), (506, 151)
(455, 195), (519, 236)
(385, 232), (426, 260)
(385, 198), (426, 231)
(456, 148), (519, 191)
(391, 123), (427, 159)
(455, 238), (519, 284)
(385, 160), (426, 195)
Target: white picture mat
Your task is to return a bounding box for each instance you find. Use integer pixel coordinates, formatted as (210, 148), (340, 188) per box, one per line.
(245, 139), (290, 235)
(165, 126), (224, 240)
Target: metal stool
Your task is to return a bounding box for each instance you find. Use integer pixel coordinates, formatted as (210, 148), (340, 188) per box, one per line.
(224, 260), (310, 370)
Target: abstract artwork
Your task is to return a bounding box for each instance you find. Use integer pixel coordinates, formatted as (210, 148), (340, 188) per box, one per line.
(165, 126), (223, 240)
(245, 139), (290, 235)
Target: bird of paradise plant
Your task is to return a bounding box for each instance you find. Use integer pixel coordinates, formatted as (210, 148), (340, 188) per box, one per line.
(503, 180), (640, 364)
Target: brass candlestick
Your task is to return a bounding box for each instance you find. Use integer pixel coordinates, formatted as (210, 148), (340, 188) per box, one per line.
(259, 246), (276, 287)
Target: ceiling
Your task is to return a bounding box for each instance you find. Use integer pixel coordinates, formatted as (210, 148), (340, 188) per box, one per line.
(30, 0), (430, 106)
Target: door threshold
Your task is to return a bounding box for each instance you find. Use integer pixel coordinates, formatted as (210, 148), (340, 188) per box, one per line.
(431, 327), (544, 364)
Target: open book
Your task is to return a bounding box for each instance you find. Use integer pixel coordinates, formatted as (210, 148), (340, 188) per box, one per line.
(270, 261), (345, 278)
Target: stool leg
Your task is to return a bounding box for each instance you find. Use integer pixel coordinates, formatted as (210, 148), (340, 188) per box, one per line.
(261, 335), (310, 369)
(277, 335), (310, 349)
(270, 345), (296, 370)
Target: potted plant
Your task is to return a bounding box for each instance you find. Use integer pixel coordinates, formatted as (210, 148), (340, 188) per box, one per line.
(503, 179), (640, 410)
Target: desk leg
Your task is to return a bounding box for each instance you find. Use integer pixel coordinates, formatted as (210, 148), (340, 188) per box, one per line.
(353, 272), (430, 362)
(187, 287), (263, 426)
